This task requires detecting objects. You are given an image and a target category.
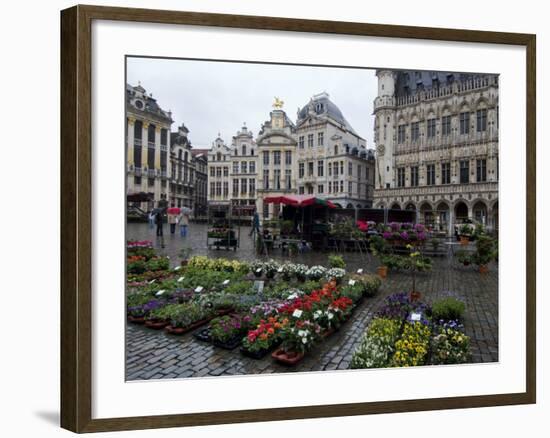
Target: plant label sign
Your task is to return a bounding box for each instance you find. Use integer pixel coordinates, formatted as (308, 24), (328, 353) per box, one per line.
(174, 266), (181, 271)
(155, 290), (166, 297)
(356, 269), (364, 274)
(410, 312), (422, 321)
(194, 286), (204, 293)
(177, 276), (185, 283)
(253, 281), (264, 294)
(222, 279), (230, 285)
(348, 279), (356, 286)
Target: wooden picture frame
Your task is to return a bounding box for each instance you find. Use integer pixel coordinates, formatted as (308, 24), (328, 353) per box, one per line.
(60, 4), (536, 433)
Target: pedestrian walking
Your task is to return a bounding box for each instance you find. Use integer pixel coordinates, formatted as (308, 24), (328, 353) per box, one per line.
(155, 208), (164, 237)
(249, 208), (260, 237)
(179, 209), (190, 237)
(148, 210), (155, 229)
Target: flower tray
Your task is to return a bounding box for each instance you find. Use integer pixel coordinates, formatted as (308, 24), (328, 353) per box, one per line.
(164, 318), (210, 335)
(240, 339), (281, 359)
(271, 348), (305, 366)
(144, 319), (169, 330)
(212, 335), (242, 350)
(127, 315), (145, 324)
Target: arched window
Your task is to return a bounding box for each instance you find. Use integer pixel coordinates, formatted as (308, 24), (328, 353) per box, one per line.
(250, 149), (254, 156)
(242, 145), (246, 155)
(178, 150), (182, 160)
(216, 152), (221, 161)
(184, 152), (188, 162)
(334, 145), (338, 155)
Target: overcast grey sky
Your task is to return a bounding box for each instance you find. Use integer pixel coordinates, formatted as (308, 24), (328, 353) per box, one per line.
(127, 57), (378, 148)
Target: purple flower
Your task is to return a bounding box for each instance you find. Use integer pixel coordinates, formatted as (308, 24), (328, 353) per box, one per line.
(417, 231), (426, 241)
(382, 231), (392, 239)
(400, 231), (409, 240)
(414, 223), (425, 232)
(390, 222), (400, 231)
(402, 222), (413, 230)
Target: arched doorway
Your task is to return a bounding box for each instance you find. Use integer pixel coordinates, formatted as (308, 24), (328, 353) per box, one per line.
(390, 202), (401, 210)
(405, 202), (416, 210)
(454, 201), (469, 222)
(346, 203), (354, 209)
(420, 202), (434, 227)
(436, 202), (450, 233)
(472, 200), (488, 226)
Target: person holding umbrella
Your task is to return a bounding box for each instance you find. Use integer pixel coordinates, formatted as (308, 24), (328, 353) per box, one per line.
(167, 204), (181, 235)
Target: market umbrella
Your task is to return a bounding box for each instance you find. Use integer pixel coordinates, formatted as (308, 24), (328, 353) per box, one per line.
(167, 207), (181, 215)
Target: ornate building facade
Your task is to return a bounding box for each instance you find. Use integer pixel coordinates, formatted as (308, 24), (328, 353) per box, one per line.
(126, 83), (173, 208)
(126, 83), (208, 217)
(206, 94), (375, 219)
(295, 92), (374, 209)
(372, 71), (499, 235)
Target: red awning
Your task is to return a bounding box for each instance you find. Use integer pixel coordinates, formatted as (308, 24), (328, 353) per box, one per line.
(263, 195), (336, 208)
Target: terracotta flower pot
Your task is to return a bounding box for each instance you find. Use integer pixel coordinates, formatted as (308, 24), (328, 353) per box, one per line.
(409, 291), (422, 302)
(376, 266), (388, 279)
(459, 236), (470, 246)
(128, 315), (145, 324)
(479, 264), (489, 274)
(271, 348), (305, 366)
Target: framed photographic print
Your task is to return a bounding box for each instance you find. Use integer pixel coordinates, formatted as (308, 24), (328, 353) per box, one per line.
(60, 4), (536, 433)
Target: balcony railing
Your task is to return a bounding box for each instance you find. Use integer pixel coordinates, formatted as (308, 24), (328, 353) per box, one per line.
(373, 181), (498, 198)
(147, 169), (156, 177)
(134, 167), (142, 176)
(134, 138), (142, 147)
(148, 141), (155, 149)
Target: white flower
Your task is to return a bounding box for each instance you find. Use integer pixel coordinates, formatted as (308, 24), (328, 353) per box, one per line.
(292, 309), (303, 318)
(302, 338), (308, 344)
(297, 330), (307, 337)
(177, 276), (185, 282)
(287, 293), (298, 300)
(328, 313), (334, 320)
(313, 310), (322, 320)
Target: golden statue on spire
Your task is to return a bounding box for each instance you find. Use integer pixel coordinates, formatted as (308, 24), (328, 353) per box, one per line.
(272, 97), (284, 109)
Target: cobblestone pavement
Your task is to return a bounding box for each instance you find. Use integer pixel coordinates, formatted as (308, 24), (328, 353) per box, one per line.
(126, 223), (498, 380)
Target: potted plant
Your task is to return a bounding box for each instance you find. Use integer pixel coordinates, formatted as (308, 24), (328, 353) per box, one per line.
(456, 250), (472, 266)
(209, 314), (251, 349)
(472, 234), (496, 274)
(293, 264), (308, 282)
(241, 316), (287, 359)
(328, 254), (346, 269)
(370, 234), (389, 278)
(262, 259), (279, 279)
(325, 267), (346, 284)
(250, 260), (263, 278)
(272, 319), (320, 365)
(458, 224), (472, 245)
(178, 246), (192, 266)
(306, 265), (327, 281)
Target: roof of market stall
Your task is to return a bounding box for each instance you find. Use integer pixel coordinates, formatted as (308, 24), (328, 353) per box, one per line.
(263, 195), (336, 208)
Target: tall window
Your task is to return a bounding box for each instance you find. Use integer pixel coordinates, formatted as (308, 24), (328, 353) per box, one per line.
(460, 160), (470, 183)
(249, 161), (255, 173)
(299, 186), (305, 194)
(232, 179), (239, 196)
(397, 168), (405, 187)
(476, 159), (487, 182)
(348, 162), (353, 176)
(307, 134), (314, 147)
(410, 166), (419, 187)
(308, 162), (314, 176)
(334, 145), (338, 155)
(249, 178), (255, 196)
(285, 150), (292, 165)
(241, 178), (247, 194)
(216, 167), (221, 177)
(263, 151), (269, 165)
(210, 167), (215, 177)
(298, 136), (304, 148)
(215, 181), (222, 196)
(348, 181), (353, 194)
(476, 109), (487, 132)
(263, 169), (269, 190)
(398, 125), (406, 144)
(441, 116), (451, 137)
(285, 169), (292, 189)
(441, 162), (451, 184)
(328, 162), (332, 176)
(340, 161), (344, 175)
(411, 122), (420, 142)
(273, 150), (281, 165)
(223, 181), (228, 197)
(340, 181), (344, 192)
(232, 162), (239, 174)
(318, 184), (324, 193)
(328, 181), (332, 193)
(274, 169), (281, 190)
(298, 163), (305, 178)
(210, 182), (215, 197)
(460, 112), (470, 135)
(333, 162), (339, 177)
(223, 167), (228, 177)
(318, 132), (324, 146)
(241, 145), (246, 156)
(317, 160), (324, 177)
(427, 118), (436, 138)
(426, 164), (435, 186)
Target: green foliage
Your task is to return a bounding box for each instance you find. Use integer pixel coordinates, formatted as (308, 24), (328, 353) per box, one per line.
(340, 281), (365, 303)
(432, 297), (466, 322)
(224, 280), (255, 295)
(328, 254), (346, 269)
(472, 235), (497, 266)
(369, 235), (388, 256)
